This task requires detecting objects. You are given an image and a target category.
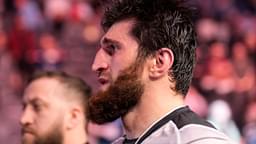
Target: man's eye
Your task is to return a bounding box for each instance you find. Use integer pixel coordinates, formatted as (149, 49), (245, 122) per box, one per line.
(22, 103), (26, 110)
(32, 103), (41, 112)
(104, 44), (117, 56)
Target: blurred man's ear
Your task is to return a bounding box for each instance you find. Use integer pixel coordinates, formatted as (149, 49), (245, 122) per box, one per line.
(66, 107), (83, 130)
(148, 48), (174, 79)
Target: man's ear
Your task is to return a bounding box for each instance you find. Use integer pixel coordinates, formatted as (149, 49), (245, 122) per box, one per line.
(66, 107), (82, 130)
(149, 48), (174, 79)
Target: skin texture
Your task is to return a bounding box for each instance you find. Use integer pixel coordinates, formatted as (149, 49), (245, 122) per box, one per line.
(88, 59), (144, 124)
(20, 74), (89, 144)
(92, 20), (139, 91)
(21, 78), (66, 144)
(90, 19), (184, 138)
(89, 19), (144, 124)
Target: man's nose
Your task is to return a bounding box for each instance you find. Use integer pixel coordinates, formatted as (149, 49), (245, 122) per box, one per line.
(92, 49), (109, 73)
(20, 107), (33, 126)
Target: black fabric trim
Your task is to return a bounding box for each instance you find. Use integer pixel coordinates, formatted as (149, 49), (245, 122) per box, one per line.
(172, 106), (215, 129)
(123, 138), (138, 144)
(135, 106), (215, 144)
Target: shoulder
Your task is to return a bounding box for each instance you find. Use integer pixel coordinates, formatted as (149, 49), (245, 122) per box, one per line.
(180, 124), (236, 144)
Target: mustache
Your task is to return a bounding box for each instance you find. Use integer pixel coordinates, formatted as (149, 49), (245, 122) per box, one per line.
(21, 126), (36, 135)
(97, 71), (111, 79)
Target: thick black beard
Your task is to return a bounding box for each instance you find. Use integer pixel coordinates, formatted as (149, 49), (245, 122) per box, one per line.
(22, 122), (63, 144)
(88, 65), (144, 124)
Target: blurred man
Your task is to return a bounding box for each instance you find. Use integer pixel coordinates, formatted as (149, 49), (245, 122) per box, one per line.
(20, 71), (91, 144)
(88, 0), (233, 143)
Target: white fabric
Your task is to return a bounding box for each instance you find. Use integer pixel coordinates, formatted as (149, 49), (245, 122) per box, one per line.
(113, 122), (235, 144)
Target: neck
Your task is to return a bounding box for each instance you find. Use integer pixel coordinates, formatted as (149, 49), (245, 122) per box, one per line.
(63, 126), (88, 144)
(122, 87), (184, 139)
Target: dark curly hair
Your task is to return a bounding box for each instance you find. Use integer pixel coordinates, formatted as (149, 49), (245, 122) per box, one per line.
(102, 0), (197, 96)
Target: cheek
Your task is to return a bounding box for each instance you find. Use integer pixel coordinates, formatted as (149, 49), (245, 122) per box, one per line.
(111, 57), (135, 80)
(34, 118), (50, 135)
(34, 113), (57, 134)
(110, 60), (123, 79)
(110, 67), (119, 81)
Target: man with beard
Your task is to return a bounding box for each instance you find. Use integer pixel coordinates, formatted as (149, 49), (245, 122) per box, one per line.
(20, 71), (91, 144)
(88, 0), (234, 144)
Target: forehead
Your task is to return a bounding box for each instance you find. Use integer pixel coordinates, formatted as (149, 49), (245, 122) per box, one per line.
(101, 19), (136, 44)
(23, 78), (63, 103)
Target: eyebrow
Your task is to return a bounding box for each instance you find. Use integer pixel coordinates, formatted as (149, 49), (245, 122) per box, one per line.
(101, 37), (122, 46)
(31, 98), (43, 104)
(23, 97), (47, 107)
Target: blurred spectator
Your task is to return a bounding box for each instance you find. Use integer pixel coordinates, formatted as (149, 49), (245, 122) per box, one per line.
(44, 0), (71, 35)
(196, 18), (219, 43)
(70, 0), (94, 23)
(229, 41), (256, 131)
(199, 40), (236, 102)
(243, 31), (256, 64)
(37, 32), (64, 70)
(7, 15), (37, 78)
(0, 29), (24, 96)
(15, 0), (44, 31)
(3, 0), (16, 15)
(243, 101), (256, 144)
(211, 0), (237, 20)
(0, 30), (13, 87)
(0, 30), (23, 144)
(207, 100), (241, 143)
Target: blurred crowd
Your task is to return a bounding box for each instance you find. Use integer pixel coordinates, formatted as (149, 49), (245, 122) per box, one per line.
(0, 0), (255, 144)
